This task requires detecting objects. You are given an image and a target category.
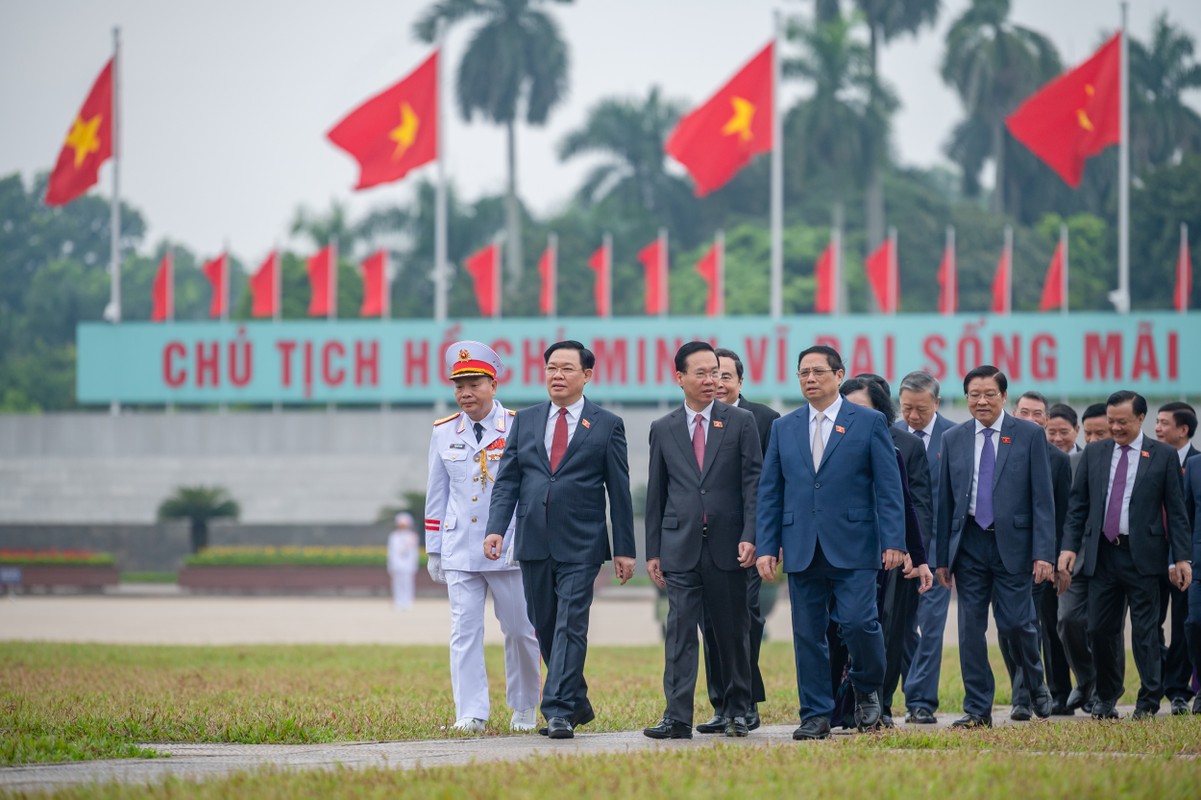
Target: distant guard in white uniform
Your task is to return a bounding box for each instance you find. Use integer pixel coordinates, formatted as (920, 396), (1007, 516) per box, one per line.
(425, 341), (541, 733)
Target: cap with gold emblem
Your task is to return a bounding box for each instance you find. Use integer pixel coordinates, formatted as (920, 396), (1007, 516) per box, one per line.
(445, 340), (506, 381)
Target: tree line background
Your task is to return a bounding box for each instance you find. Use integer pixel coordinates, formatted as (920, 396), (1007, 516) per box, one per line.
(2, 0), (1200, 411)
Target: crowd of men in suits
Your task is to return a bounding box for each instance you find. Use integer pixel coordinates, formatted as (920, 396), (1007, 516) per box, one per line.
(424, 338), (1200, 741)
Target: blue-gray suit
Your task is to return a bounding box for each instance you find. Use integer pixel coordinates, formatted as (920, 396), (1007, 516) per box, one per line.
(758, 400), (905, 721)
(1183, 457), (1201, 685)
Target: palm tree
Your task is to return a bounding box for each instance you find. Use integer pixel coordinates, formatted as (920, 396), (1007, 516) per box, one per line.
(158, 486), (240, 554)
(1129, 13), (1201, 172)
(414, 0), (572, 290)
(941, 0), (1060, 214)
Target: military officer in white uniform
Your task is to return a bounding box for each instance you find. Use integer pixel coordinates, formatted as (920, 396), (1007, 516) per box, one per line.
(425, 341), (541, 733)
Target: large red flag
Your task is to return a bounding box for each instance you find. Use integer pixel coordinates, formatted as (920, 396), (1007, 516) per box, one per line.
(588, 240), (611, 317)
(1006, 34), (1121, 188)
(538, 239), (556, 316)
(695, 241), (723, 317)
(151, 251), (172, 322)
(814, 242), (835, 314)
(1039, 241), (1066, 312)
(937, 234), (957, 315)
(991, 242), (1011, 314)
(250, 251), (279, 318)
(864, 239), (897, 313)
(327, 51), (438, 191)
(360, 251), (388, 317)
(666, 43), (773, 196)
(307, 245), (336, 317)
(1177, 226), (1193, 313)
(464, 243), (500, 317)
(201, 253), (228, 319)
(637, 238), (668, 315)
(46, 58), (114, 206)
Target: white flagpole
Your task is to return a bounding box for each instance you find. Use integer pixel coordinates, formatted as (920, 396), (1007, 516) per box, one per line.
(1116, 2), (1130, 313)
(1061, 223), (1069, 315)
(329, 239), (338, 321)
(770, 12), (783, 320)
(604, 232), (613, 318)
(716, 230), (725, 317)
(946, 225), (956, 315)
(109, 26), (122, 415)
(434, 28), (447, 325)
(166, 247), (175, 323)
(1004, 224), (1013, 314)
(832, 204), (843, 315)
(888, 226), (898, 315)
(548, 232), (558, 318)
(495, 241), (503, 319)
(383, 250), (392, 320)
(659, 227), (668, 317)
(1181, 223), (1190, 314)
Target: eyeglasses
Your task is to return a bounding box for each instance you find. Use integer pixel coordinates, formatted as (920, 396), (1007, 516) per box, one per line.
(967, 391), (1002, 401)
(797, 368), (834, 379)
(689, 370), (720, 380)
(544, 366), (580, 377)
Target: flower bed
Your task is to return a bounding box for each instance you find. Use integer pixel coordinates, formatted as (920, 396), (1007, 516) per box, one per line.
(0, 550), (119, 593)
(178, 546), (440, 595)
(0, 549), (115, 566)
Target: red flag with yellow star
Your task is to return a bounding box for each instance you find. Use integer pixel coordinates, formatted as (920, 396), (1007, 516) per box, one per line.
(327, 51), (438, 190)
(45, 58), (114, 206)
(1006, 34), (1120, 188)
(666, 42), (773, 196)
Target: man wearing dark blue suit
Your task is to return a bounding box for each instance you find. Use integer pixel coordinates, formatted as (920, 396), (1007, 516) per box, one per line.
(757, 345), (906, 740)
(1183, 456), (1201, 714)
(484, 340), (636, 740)
(934, 365), (1056, 728)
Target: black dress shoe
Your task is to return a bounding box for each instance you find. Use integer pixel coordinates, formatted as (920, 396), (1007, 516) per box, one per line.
(1081, 697), (1098, 715)
(1193, 696), (1201, 715)
(1050, 702), (1073, 716)
(792, 717), (832, 740)
(1090, 701), (1119, 720)
(726, 716), (749, 737)
(1010, 704), (1032, 721)
(643, 717), (692, 739)
(854, 688), (882, 731)
(880, 714), (895, 729)
(1032, 688), (1053, 719)
(695, 715), (730, 734)
(572, 704), (596, 728)
(1132, 706), (1156, 720)
(951, 713), (992, 729)
(905, 708), (937, 724)
(546, 717), (574, 739)
(1170, 698), (1189, 716)
(746, 707), (761, 731)
(1065, 684), (1092, 711)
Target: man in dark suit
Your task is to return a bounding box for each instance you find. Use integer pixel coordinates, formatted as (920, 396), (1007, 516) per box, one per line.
(935, 365), (1056, 728)
(757, 345), (905, 740)
(895, 370), (956, 724)
(1153, 401), (1197, 715)
(1046, 403), (1083, 460)
(642, 342), (762, 740)
(1059, 391), (1192, 719)
(484, 340), (636, 740)
(1183, 457), (1201, 714)
(690, 347), (780, 733)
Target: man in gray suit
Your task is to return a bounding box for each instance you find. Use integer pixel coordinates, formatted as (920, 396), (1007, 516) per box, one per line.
(935, 365), (1056, 728)
(643, 342), (762, 739)
(484, 340), (636, 740)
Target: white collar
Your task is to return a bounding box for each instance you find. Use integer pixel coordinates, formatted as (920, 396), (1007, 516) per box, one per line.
(810, 395), (843, 424)
(974, 409), (1006, 435)
(551, 396), (586, 420)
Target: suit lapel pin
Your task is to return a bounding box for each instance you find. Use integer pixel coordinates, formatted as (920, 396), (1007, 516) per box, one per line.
(1141, 450), (1150, 458)
(713, 420), (724, 428)
(834, 425), (845, 434)
(581, 418), (591, 429)
(1001, 436), (1011, 444)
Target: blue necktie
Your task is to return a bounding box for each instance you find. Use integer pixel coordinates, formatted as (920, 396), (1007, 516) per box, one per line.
(976, 428), (995, 529)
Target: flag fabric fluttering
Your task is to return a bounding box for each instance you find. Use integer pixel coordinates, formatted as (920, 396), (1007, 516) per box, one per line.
(665, 43), (773, 196)
(307, 245), (336, 317)
(327, 51), (438, 191)
(588, 239), (612, 317)
(464, 243), (501, 317)
(201, 253), (228, 319)
(637, 238), (668, 315)
(1040, 241), (1066, 312)
(1005, 33), (1121, 188)
(151, 250), (172, 322)
(694, 239), (723, 317)
(937, 229), (956, 315)
(360, 250), (389, 318)
(538, 237), (557, 316)
(250, 251), (279, 319)
(864, 238), (897, 314)
(1177, 224), (1193, 313)
(46, 58), (114, 206)
(814, 242), (836, 314)
(991, 235), (1012, 315)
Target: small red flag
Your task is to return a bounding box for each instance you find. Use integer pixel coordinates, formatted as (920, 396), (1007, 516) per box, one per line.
(865, 239), (897, 313)
(666, 43), (773, 196)
(991, 242), (1011, 314)
(201, 253), (228, 319)
(1039, 241), (1066, 312)
(327, 51), (438, 191)
(637, 238), (668, 315)
(464, 243), (500, 317)
(151, 251), (173, 322)
(537, 240), (556, 316)
(695, 241), (723, 317)
(814, 242), (835, 314)
(937, 236), (956, 315)
(307, 245), (336, 317)
(1176, 227), (1193, 313)
(588, 241), (611, 317)
(46, 58), (114, 206)
(250, 251), (279, 319)
(360, 251), (388, 317)
(1006, 33), (1121, 188)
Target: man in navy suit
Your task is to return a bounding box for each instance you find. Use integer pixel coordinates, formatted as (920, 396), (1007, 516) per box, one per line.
(895, 370), (955, 724)
(757, 345), (905, 740)
(934, 365), (1056, 728)
(484, 340), (636, 739)
(1183, 457), (1201, 714)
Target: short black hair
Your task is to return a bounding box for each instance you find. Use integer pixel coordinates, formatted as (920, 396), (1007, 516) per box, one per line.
(1081, 402), (1108, 422)
(962, 365), (1008, 395)
(1047, 403), (1078, 427)
(840, 377), (896, 425)
(1158, 401), (1198, 438)
(675, 341), (716, 374)
(713, 347), (744, 381)
(856, 372), (891, 398)
(544, 340), (595, 370)
(1017, 390), (1049, 410)
(1106, 389), (1147, 418)
(798, 344), (844, 373)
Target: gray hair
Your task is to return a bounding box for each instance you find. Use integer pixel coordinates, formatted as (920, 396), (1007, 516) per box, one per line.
(898, 370), (940, 399)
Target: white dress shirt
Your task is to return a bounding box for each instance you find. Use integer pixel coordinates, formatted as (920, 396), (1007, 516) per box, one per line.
(909, 415), (938, 450)
(544, 396), (586, 458)
(1178, 443), (1192, 468)
(969, 411), (1005, 517)
(809, 395), (843, 450)
(686, 400), (715, 445)
(1105, 432), (1143, 536)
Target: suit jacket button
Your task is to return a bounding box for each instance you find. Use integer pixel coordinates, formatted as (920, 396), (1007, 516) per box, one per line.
(815, 482), (820, 488)
(472, 516), (478, 523)
(550, 477), (556, 482)
(700, 489), (707, 495)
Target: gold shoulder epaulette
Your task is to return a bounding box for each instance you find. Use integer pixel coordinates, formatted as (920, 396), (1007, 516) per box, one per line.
(433, 412), (460, 427)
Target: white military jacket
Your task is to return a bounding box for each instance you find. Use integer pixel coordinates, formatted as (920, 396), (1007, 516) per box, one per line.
(424, 400), (518, 572)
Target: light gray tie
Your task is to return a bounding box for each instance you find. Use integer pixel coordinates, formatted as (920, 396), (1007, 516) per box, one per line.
(812, 412), (825, 471)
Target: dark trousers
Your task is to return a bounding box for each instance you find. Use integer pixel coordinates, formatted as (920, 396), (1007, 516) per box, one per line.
(701, 567), (765, 713)
(1160, 577), (1195, 702)
(1001, 581), (1072, 705)
(954, 519), (1046, 717)
(1058, 571), (1125, 700)
(880, 565), (920, 715)
(663, 541), (751, 724)
(1186, 578), (1201, 693)
(520, 557), (601, 721)
(1087, 539), (1163, 710)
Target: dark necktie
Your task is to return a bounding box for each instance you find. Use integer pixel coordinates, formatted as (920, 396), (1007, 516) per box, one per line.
(692, 413), (705, 471)
(914, 429), (927, 449)
(1104, 445), (1131, 542)
(976, 428), (995, 529)
(473, 422), (484, 443)
(549, 407), (569, 472)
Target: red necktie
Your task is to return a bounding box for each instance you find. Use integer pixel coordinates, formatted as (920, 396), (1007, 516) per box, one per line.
(693, 413), (705, 471)
(550, 407), (569, 472)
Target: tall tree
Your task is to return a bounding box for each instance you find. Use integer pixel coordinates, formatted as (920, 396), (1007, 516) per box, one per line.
(1129, 13), (1201, 173)
(414, 0), (572, 290)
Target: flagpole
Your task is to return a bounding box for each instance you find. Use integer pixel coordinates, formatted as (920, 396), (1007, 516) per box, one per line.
(495, 240), (503, 319)
(888, 226), (898, 315)
(659, 227), (668, 317)
(548, 233), (558, 318)
(770, 11), (783, 320)
(109, 26), (122, 416)
(167, 247), (175, 324)
(1004, 224), (1013, 314)
(384, 250), (392, 320)
(1116, 1), (1130, 313)
(329, 239), (338, 321)
(434, 27), (447, 326)
(1061, 223), (1069, 315)
(716, 230), (725, 317)
(273, 245), (281, 415)
(221, 241), (229, 323)
(1181, 222), (1190, 314)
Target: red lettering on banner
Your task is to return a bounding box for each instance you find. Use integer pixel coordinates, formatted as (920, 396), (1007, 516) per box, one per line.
(1031, 334), (1057, 380)
(655, 338), (684, 384)
(992, 334), (1021, 382)
(1084, 333), (1122, 380)
(1131, 323), (1159, 380)
(490, 339), (513, 386)
(164, 342), (187, 387)
(196, 341), (219, 387)
(637, 337), (647, 384)
(228, 329), (252, 387)
(921, 335), (947, 380)
(405, 339), (429, 387)
(743, 337), (769, 383)
(303, 341), (315, 398)
(592, 338), (628, 385)
(1168, 331), (1179, 381)
(355, 340), (379, 387)
(850, 337), (874, 376)
(776, 327), (789, 382)
(276, 340), (297, 387)
(323, 341), (346, 386)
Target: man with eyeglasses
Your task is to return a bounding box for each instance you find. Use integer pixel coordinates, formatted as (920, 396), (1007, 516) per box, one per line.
(484, 340), (636, 740)
(756, 345), (905, 740)
(935, 365), (1056, 728)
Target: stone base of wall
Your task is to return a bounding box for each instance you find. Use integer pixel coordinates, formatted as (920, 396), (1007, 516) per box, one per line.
(0, 564), (119, 593)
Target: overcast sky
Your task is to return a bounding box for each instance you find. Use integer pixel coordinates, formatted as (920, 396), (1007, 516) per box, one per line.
(3, 1), (1199, 262)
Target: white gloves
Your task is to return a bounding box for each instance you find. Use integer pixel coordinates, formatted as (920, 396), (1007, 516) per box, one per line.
(427, 553), (446, 584)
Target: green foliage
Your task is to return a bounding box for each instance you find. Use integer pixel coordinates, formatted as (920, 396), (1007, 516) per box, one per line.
(157, 486), (240, 524)
(0, 549), (114, 566)
(184, 546), (391, 567)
